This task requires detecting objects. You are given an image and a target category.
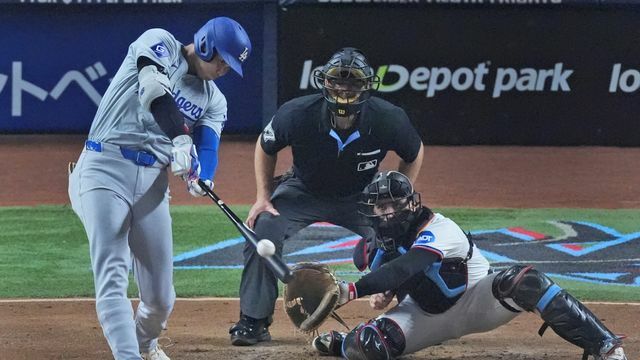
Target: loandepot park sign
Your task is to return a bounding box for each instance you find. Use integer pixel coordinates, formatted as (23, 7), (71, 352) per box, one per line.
(174, 221), (640, 287)
(299, 61), (640, 98)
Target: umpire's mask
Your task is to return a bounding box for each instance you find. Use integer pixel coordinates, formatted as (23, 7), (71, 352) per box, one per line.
(313, 47), (380, 126)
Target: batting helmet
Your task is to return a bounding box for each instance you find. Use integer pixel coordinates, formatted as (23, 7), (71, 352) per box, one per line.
(313, 47), (380, 119)
(359, 171), (422, 250)
(194, 17), (252, 77)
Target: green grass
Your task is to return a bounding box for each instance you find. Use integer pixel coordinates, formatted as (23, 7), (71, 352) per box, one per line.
(0, 205), (638, 301)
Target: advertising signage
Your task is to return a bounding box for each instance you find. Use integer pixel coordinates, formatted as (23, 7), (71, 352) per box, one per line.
(0, 3), (264, 133)
(278, 5), (640, 145)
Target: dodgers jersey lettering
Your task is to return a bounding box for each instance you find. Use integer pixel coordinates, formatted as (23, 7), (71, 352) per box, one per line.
(89, 28), (227, 166)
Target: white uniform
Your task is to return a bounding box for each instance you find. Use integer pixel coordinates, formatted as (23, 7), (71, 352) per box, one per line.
(68, 28), (226, 359)
(380, 213), (518, 355)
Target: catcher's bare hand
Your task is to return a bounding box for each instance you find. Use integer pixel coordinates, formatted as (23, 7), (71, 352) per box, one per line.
(369, 291), (394, 310)
(246, 198), (279, 229)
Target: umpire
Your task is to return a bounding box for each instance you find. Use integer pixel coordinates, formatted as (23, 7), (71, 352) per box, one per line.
(229, 47), (424, 345)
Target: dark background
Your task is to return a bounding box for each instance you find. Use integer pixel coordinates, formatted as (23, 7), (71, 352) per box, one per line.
(2, 0), (640, 145)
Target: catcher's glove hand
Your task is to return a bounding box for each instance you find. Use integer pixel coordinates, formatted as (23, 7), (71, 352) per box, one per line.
(283, 262), (353, 332)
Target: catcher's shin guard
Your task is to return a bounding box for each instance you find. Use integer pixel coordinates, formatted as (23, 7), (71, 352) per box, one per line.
(493, 265), (622, 358)
(538, 291), (622, 359)
(342, 318), (405, 360)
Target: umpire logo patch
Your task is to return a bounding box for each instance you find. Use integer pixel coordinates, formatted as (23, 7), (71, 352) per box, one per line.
(415, 230), (436, 245)
(357, 159), (377, 171)
(262, 120), (275, 142)
(151, 42), (169, 58)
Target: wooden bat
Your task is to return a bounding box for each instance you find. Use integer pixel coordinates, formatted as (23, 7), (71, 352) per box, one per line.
(198, 180), (294, 283)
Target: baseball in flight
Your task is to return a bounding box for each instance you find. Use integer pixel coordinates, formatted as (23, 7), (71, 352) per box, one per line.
(256, 239), (276, 257)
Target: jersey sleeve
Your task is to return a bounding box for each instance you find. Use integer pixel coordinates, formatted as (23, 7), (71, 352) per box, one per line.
(411, 220), (465, 259)
(129, 28), (180, 72)
(387, 107), (422, 163)
(196, 85), (227, 137)
(259, 106), (293, 155)
(410, 229), (446, 258)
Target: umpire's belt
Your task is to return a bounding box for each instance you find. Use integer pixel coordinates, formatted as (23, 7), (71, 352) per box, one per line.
(85, 140), (157, 167)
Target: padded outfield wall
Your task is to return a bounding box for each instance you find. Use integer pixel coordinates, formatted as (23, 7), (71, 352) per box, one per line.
(1, 0), (640, 145)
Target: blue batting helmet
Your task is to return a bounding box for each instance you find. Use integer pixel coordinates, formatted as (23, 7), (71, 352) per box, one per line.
(194, 17), (252, 77)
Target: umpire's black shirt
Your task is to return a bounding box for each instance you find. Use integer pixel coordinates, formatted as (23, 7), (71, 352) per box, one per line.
(260, 94), (422, 197)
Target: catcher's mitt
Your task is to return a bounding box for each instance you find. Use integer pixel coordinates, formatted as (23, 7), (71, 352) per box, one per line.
(283, 262), (343, 332)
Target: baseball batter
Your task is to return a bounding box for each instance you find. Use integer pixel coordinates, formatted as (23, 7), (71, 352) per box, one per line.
(68, 17), (251, 360)
(313, 171), (628, 360)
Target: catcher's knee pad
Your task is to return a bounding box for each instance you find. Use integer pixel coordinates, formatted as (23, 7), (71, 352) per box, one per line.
(342, 318), (406, 360)
(492, 264), (557, 312)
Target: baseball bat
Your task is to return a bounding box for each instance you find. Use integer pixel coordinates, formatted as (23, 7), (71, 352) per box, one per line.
(198, 179), (294, 283)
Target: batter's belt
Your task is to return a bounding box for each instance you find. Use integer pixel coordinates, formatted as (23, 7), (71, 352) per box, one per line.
(84, 140), (161, 167)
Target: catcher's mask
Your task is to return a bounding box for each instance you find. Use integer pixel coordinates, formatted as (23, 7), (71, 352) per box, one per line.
(313, 47), (380, 124)
(359, 171), (421, 250)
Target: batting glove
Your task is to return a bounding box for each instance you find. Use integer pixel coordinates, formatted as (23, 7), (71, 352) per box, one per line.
(337, 280), (358, 307)
(188, 178), (214, 197)
(170, 135), (201, 180)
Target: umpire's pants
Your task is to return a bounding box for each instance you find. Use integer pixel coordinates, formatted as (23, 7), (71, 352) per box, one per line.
(239, 177), (376, 319)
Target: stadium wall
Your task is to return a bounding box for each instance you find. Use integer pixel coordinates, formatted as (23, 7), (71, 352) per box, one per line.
(1, 0), (640, 145)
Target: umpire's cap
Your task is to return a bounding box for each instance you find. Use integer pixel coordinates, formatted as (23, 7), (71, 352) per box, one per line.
(194, 17), (252, 77)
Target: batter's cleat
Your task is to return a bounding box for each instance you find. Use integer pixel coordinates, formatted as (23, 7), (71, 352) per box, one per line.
(229, 314), (272, 346)
(312, 330), (346, 356)
(594, 346), (627, 360)
(141, 345), (170, 360)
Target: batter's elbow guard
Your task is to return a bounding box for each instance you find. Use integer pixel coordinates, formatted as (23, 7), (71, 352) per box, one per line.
(342, 318), (406, 360)
(138, 65), (171, 111)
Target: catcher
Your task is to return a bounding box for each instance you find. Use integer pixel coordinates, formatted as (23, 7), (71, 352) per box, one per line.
(284, 171), (627, 360)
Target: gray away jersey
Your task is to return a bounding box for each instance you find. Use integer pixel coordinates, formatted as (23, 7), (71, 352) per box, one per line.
(88, 28), (227, 165)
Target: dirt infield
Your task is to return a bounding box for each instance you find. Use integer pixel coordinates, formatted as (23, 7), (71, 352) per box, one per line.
(1, 135), (639, 359)
(1, 299), (638, 360)
(4, 135), (640, 208)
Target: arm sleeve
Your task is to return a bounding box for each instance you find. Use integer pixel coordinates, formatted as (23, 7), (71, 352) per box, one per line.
(194, 125), (220, 181)
(354, 248), (440, 297)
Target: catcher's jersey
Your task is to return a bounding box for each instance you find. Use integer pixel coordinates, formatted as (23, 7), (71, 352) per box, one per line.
(88, 28), (227, 166)
(412, 213), (490, 285)
(398, 213), (490, 313)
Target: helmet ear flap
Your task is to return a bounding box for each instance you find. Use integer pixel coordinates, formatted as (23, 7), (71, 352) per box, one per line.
(197, 35), (214, 61)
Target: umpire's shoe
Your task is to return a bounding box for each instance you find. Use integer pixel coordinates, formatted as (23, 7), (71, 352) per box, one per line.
(229, 313), (272, 346)
(312, 331), (346, 356)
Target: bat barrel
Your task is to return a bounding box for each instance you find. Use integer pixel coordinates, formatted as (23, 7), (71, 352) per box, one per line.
(199, 180), (293, 283)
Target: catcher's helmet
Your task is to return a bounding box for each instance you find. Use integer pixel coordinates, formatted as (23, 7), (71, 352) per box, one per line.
(359, 171), (421, 249)
(313, 47), (380, 119)
(194, 17), (252, 77)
